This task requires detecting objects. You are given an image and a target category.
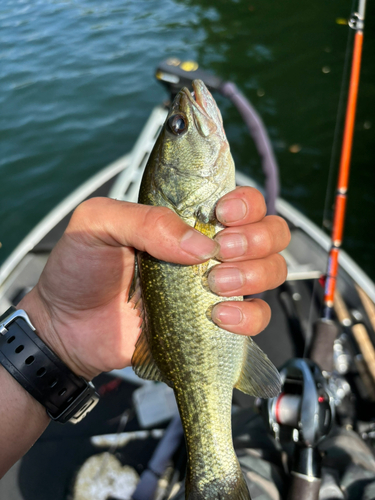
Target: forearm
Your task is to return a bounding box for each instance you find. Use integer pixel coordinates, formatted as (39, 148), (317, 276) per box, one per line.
(0, 364), (49, 478)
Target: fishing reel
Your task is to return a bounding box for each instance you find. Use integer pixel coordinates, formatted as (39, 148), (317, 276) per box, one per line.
(262, 359), (335, 500)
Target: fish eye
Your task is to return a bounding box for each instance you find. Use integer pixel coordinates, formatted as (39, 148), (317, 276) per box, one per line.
(167, 114), (187, 135)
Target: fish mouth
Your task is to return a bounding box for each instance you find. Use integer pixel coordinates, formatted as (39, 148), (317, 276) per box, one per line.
(181, 81), (207, 115)
(179, 80), (224, 139)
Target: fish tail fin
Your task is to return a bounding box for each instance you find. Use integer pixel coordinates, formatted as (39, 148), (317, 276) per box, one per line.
(186, 471), (251, 499)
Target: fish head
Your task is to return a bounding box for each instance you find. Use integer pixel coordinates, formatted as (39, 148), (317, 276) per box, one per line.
(145, 80), (235, 222)
(160, 79), (228, 178)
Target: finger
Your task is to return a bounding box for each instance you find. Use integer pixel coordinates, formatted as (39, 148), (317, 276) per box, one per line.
(207, 254), (288, 297)
(215, 215), (291, 261)
(67, 197), (219, 265)
(211, 299), (271, 336)
(215, 186), (267, 226)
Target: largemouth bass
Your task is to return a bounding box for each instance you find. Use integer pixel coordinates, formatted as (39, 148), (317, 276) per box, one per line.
(132, 80), (281, 500)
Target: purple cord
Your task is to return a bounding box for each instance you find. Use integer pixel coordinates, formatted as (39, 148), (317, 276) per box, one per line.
(220, 81), (280, 215)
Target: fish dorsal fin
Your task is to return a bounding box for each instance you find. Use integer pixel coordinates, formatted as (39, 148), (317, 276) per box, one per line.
(235, 337), (281, 398)
(132, 325), (171, 387)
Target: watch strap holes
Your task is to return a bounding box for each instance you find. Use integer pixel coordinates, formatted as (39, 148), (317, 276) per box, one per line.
(0, 307), (98, 424)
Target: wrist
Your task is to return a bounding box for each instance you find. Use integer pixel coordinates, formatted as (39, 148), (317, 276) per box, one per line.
(0, 301), (100, 424)
(17, 288), (95, 380)
(0, 360), (49, 422)
(0, 362), (50, 477)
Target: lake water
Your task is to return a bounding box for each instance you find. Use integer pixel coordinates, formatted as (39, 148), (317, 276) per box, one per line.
(1, 0), (374, 280)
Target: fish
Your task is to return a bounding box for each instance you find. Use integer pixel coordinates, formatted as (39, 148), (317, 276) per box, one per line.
(131, 79), (281, 500)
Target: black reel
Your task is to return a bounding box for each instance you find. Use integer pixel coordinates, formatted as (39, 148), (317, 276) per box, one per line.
(262, 359), (335, 500)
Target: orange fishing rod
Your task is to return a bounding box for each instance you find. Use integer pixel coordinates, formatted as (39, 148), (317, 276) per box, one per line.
(323, 0), (367, 320)
(307, 0), (367, 371)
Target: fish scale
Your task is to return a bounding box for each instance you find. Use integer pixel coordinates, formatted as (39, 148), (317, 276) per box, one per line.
(132, 79), (281, 499)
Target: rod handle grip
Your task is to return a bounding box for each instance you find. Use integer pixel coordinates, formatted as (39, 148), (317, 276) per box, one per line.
(307, 319), (339, 372)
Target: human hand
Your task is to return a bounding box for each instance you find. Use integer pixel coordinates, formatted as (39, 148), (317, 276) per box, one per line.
(210, 186), (290, 334)
(19, 187), (290, 381)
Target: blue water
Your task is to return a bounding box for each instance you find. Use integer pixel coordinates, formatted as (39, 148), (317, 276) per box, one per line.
(1, 0), (374, 279)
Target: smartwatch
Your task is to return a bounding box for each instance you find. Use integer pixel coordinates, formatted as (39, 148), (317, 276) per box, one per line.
(0, 306), (99, 424)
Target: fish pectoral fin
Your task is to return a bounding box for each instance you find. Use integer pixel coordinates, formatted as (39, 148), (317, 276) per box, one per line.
(132, 326), (172, 387)
(194, 219), (216, 238)
(235, 337), (281, 398)
(127, 254), (140, 305)
(192, 220), (217, 276)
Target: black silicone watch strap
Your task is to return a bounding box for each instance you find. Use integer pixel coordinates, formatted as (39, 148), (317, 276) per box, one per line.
(0, 307), (99, 424)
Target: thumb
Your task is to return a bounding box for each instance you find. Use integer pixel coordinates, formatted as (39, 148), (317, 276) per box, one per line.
(67, 197), (219, 265)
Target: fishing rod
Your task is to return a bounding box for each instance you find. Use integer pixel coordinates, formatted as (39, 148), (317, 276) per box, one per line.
(307, 0), (367, 371)
(323, 0), (367, 320)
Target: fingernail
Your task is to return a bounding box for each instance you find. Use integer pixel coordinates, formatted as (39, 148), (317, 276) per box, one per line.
(207, 267), (244, 293)
(212, 304), (243, 325)
(215, 233), (247, 259)
(180, 229), (219, 259)
(216, 199), (247, 223)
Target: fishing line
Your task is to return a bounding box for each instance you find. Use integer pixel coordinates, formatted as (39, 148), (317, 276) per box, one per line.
(322, 0), (357, 230)
(304, 0), (357, 357)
